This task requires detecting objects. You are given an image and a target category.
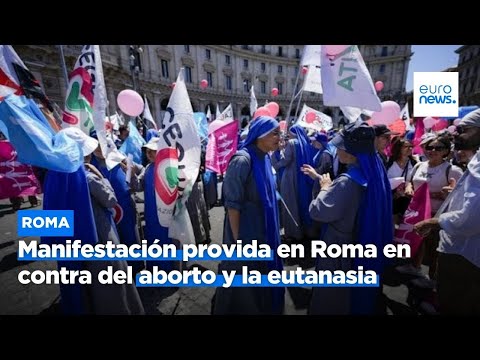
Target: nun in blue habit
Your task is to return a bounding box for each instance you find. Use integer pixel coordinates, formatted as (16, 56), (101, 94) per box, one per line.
(308, 120), (393, 315)
(213, 116), (284, 315)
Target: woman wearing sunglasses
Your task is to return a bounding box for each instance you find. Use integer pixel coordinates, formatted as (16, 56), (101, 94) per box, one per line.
(397, 134), (463, 287)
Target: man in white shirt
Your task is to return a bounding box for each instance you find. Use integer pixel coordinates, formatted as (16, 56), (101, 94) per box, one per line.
(414, 109), (480, 315)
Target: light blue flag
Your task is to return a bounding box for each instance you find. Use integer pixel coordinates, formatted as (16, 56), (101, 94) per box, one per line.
(0, 94), (82, 173)
(119, 121), (146, 164)
(193, 112), (208, 144)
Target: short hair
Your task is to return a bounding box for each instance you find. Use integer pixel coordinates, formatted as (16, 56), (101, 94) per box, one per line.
(119, 125), (129, 133)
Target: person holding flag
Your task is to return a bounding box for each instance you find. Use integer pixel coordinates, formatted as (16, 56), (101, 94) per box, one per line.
(213, 116), (284, 315)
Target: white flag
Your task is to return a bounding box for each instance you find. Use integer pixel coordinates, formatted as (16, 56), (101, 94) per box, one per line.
(216, 103), (234, 122)
(216, 103), (221, 118)
(301, 45), (322, 67)
(321, 45), (381, 112)
(91, 45), (124, 170)
(340, 106), (374, 123)
(302, 65), (323, 94)
(143, 95), (157, 130)
(295, 104), (333, 132)
(400, 103), (413, 131)
(250, 85), (258, 117)
(206, 105), (212, 122)
(155, 68), (201, 245)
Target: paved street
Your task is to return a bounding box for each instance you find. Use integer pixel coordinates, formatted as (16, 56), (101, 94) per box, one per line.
(0, 191), (433, 316)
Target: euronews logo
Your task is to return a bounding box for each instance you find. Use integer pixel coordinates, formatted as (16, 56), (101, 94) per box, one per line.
(414, 72), (458, 117)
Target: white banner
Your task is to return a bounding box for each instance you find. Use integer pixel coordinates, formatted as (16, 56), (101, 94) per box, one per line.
(155, 68), (201, 239)
(302, 65), (323, 94)
(301, 45), (322, 67)
(295, 104), (333, 132)
(321, 45), (381, 112)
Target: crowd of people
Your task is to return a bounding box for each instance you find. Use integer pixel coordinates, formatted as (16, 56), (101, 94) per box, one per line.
(2, 107), (479, 316)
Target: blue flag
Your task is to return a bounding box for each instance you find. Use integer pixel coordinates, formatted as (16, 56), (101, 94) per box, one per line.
(193, 112), (208, 144)
(119, 121), (146, 164)
(41, 166), (98, 315)
(0, 95), (82, 172)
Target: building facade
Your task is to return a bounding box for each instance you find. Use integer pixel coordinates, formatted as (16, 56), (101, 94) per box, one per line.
(455, 45), (480, 106)
(13, 45), (412, 127)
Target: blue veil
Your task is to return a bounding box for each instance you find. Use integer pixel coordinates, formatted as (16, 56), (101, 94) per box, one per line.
(241, 116), (284, 313)
(289, 125), (315, 228)
(347, 153), (393, 314)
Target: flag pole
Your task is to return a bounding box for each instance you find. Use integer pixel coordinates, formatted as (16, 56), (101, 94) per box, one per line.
(58, 45), (69, 90)
(285, 59), (302, 131)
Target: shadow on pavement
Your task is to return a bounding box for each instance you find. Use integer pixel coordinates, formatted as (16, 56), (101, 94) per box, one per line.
(0, 252), (35, 273)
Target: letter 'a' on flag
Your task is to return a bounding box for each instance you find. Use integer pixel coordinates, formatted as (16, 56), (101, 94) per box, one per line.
(394, 182), (431, 257)
(321, 45), (381, 112)
(155, 68), (201, 233)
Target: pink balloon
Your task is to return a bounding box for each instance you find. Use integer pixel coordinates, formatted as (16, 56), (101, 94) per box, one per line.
(370, 101), (401, 126)
(302, 66), (308, 75)
(271, 87), (279, 97)
(374, 81), (384, 92)
(324, 45), (349, 55)
(253, 107), (272, 119)
(447, 125), (456, 134)
(265, 102), (279, 117)
(200, 79), (208, 89)
(117, 89), (144, 117)
(432, 119), (448, 132)
(453, 118), (462, 126)
(279, 120), (287, 132)
(423, 116), (436, 129)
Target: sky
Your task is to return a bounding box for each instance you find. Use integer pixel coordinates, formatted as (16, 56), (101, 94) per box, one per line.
(406, 45), (462, 92)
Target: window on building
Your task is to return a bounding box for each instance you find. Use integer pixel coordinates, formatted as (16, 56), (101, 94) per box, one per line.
(243, 79), (250, 93)
(205, 49), (211, 60)
(260, 81), (266, 94)
(184, 45), (190, 53)
(278, 46), (283, 57)
(242, 45), (249, 50)
(161, 59), (169, 78)
(379, 64), (385, 74)
(207, 72), (213, 87)
(243, 59), (249, 68)
(295, 48), (300, 59)
(294, 67), (298, 76)
(261, 62), (266, 72)
(185, 66), (192, 83)
(381, 46), (388, 56)
(225, 55), (231, 65)
(277, 82), (283, 95)
(261, 45), (266, 54)
(278, 65), (283, 73)
(226, 75), (232, 90)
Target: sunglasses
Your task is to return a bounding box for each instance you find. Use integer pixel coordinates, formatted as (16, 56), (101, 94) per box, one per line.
(425, 145), (446, 151)
(456, 125), (473, 134)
